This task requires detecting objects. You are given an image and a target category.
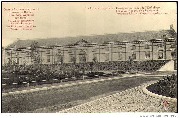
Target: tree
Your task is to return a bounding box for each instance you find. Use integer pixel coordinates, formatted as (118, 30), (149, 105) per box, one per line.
(71, 56), (76, 64)
(90, 57), (97, 72)
(30, 41), (41, 65)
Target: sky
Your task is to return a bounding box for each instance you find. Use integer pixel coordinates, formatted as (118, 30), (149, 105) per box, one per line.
(2, 2), (177, 47)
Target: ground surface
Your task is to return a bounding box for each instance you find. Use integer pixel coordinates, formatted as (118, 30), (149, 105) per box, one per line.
(60, 82), (177, 113)
(2, 75), (163, 113)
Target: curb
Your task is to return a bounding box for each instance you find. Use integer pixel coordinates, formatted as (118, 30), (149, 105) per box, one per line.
(142, 81), (177, 102)
(59, 79), (177, 113)
(2, 75), (137, 97)
(2, 74), (165, 97)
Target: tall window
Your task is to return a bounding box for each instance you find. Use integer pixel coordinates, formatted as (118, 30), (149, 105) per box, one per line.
(16, 52), (19, 56)
(158, 50), (163, 59)
(7, 58), (11, 64)
(118, 52), (122, 60)
(170, 43), (175, 48)
(57, 49), (61, 54)
(47, 55), (50, 62)
(69, 54), (76, 63)
(145, 44), (150, 49)
(79, 50), (86, 63)
(68, 49), (73, 53)
(17, 57), (19, 65)
(46, 49), (50, 54)
(93, 54), (98, 62)
(105, 53), (109, 62)
(132, 52), (136, 60)
(92, 48), (97, 52)
(131, 45), (136, 50)
(105, 47), (109, 51)
(26, 52), (30, 56)
(145, 51), (150, 59)
(57, 55), (63, 63)
(118, 46), (122, 50)
(158, 44), (163, 48)
(7, 52), (11, 56)
(79, 55), (86, 63)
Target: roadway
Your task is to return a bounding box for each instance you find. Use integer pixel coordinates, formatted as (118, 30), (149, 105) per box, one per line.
(2, 74), (166, 113)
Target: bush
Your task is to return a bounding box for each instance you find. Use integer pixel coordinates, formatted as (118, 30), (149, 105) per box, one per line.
(147, 74), (177, 98)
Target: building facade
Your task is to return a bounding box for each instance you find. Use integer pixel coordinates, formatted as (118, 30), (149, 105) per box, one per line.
(3, 37), (176, 66)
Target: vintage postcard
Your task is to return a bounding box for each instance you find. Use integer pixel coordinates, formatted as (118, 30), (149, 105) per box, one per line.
(1, 1), (177, 116)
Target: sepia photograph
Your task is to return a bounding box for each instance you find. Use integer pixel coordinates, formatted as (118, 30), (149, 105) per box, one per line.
(1, 1), (177, 114)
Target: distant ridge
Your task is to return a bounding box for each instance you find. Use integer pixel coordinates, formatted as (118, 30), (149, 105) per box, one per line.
(7, 30), (173, 49)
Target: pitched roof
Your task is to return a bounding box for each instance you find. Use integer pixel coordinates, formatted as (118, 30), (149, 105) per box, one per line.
(7, 30), (174, 49)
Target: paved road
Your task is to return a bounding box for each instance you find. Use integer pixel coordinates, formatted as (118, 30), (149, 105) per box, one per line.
(60, 81), (177, 113)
